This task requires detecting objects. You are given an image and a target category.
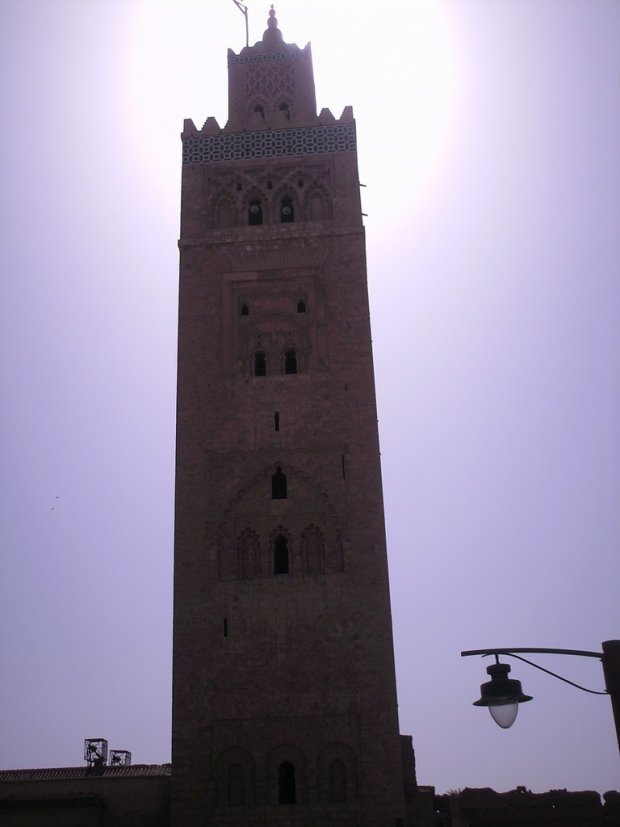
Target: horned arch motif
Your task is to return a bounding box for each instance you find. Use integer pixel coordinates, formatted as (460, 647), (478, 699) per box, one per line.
(206, 165), (332, 229)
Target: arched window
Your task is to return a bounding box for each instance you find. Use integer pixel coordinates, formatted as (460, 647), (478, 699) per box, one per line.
(271, 467), (287, 499)
(278, 761), (296, 804)
(278, 102), (291, 121)
(248, 199), (263, 226)
(253, 103), (265, 119)
(284, 349), (297, 374)
(228, 763), (245, 806)
(280, 197), (294, 223)
(297, 300), (306, 313)
(254, 351), (266, 377)
(240, 304), (249, 316)
(273, 535), (289, 575)
(328, 759), (347, 802)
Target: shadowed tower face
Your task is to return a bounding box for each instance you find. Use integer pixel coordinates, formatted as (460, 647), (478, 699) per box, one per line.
(172, 9), (408, 825)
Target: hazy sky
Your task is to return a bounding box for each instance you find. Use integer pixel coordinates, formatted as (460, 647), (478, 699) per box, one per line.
(1, 0), (619, 796)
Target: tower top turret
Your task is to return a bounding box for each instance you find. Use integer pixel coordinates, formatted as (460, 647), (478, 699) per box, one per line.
(223, 5), (318, 131)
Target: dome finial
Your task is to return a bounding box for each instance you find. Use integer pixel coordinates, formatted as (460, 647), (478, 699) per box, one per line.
(263, 4), (283, 44)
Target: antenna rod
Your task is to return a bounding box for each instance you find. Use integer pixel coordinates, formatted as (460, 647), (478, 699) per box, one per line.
(231, 0), (249, 48)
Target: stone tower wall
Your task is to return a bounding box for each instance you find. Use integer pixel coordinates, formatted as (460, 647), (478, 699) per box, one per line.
(172, 12), (408, 826)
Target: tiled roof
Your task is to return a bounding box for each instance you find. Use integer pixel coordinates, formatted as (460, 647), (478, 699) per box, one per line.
(0, 764), (172, 782)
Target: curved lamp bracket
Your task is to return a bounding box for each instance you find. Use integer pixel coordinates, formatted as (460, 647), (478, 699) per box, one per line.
(461, 648), (608, 696)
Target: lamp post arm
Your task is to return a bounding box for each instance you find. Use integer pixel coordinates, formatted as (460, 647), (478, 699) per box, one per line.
(461, 647), (602, 659)
(461, 648), (606, 694)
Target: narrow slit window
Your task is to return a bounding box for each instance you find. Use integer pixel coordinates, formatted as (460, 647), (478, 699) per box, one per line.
(284, 349), (297, 374)
(273, 536), (290, 575)
(274, 412), (280, 432)
(223, 618), (228, 637)
(255, 351), (266, 377)
(271, 467), (287, 499)
(297, 300), (306, 313)
(241, 304), (249, 316)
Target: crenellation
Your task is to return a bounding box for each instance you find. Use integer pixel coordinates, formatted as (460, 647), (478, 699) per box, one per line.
(201, 115), (221, 134)
(318, 107), (336, 123)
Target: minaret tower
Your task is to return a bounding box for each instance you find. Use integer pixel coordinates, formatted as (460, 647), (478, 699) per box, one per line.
(172, 9), (412, 825)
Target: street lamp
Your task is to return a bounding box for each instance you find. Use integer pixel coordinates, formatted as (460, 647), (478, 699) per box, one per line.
(471, 657), (532, 729)
(461, 640), (620, 756)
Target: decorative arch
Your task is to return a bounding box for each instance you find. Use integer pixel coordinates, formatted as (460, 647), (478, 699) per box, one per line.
(305, 187), (332, 221)
(237, 528), (260, 579)
(216, 462), (344, 579)
(219, 532), (239, 582)
(301, 525), (325, 575)
(317, 742), (358, 803)
(212, 194), (238, 229)
(215, 747), (256, 806)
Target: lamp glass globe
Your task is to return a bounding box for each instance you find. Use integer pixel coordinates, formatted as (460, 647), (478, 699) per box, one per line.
(489, 703), (519, 729)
